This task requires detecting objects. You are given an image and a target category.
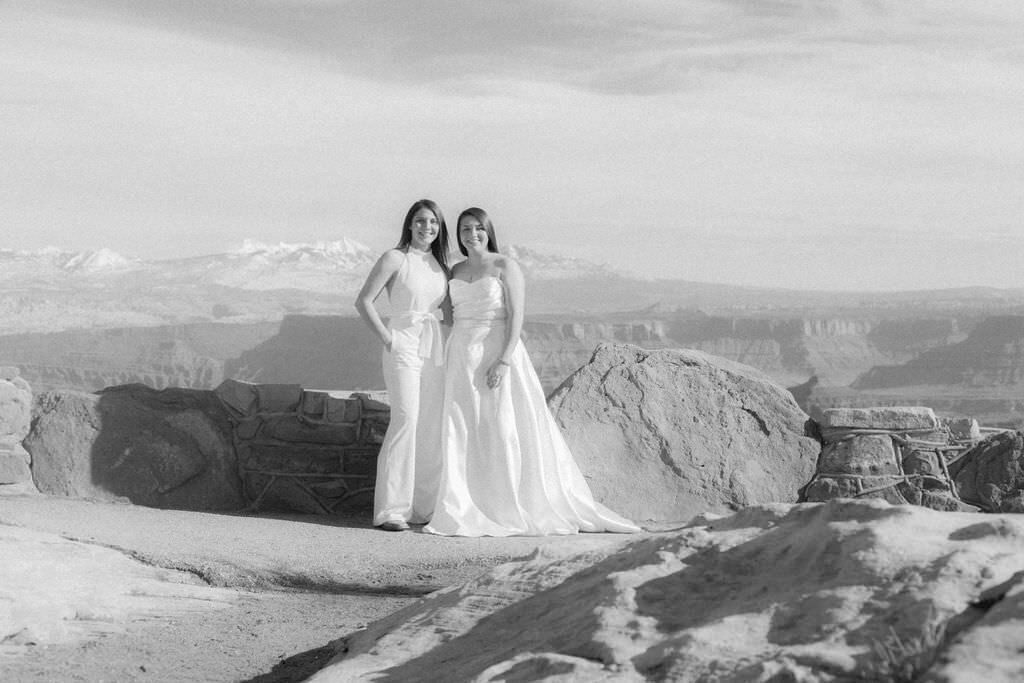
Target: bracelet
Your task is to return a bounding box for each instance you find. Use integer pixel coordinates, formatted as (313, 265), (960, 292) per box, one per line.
(496, 359), (510, 366)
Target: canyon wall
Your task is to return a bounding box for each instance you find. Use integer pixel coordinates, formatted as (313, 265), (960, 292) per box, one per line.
(0, 313), (985, 397)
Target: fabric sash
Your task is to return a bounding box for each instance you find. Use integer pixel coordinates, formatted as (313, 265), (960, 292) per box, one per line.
(389, 311), (444, 366)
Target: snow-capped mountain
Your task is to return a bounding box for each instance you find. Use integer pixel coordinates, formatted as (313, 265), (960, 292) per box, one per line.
(0, 241), (622, 292)
(0, 240), (631, 333)
(504, 245), (623, 280)
(0, 247), (142, 283)
(0, 240), (380, 292)
(150, 239), (380, 292)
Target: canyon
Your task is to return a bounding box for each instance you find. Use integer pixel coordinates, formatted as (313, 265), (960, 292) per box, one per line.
(4, 244), (1024, 428)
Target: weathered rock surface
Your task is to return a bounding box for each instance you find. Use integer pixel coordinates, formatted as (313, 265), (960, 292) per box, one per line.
(0, 366), (34, 488)
(0, 522), (236, 658)
(24, 385), (244, 510)
(547, 343), (820, 522)
(819, 405), (939, 431)
(802, 406), (970, 512)
(950, 430), (1024, 512)
(309, 500), (1024, 682)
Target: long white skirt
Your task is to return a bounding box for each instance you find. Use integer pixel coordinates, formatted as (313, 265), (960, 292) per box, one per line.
(424, 318), (640, 537)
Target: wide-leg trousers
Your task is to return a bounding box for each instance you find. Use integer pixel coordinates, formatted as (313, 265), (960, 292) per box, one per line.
(372, 326), (444, 526)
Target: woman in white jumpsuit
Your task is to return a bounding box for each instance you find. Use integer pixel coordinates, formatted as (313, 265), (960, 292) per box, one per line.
(355, 199), (450, 531)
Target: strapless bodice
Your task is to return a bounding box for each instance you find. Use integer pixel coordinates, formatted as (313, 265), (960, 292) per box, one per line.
(450, 276), (506, 323)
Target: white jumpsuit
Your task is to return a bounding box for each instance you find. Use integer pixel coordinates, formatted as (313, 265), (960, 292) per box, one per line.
(372, 249), (447, 526)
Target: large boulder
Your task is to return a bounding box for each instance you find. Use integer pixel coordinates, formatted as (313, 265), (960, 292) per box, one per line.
(547, 343), (820, 522)
(24, 385), (244, 510)
(0, 366), (34, 489)
(309, 500), (1024, 681)
(950, 430), (1024, 512)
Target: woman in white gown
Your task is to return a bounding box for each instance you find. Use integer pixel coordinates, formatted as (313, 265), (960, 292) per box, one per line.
(356, 199), (449, 531)
(425, 208), (640, 537)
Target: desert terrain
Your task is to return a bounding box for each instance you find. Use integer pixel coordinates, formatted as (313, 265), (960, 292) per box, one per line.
(0, 494), (639, 682)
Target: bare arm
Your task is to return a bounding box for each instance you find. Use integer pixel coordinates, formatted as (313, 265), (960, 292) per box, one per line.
(497, 257), (525, 363)
(485, 257), (525, 389)
(354, 249), (404, 350)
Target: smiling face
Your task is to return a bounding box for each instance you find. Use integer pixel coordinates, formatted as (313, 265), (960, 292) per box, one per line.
(408, 207), (440, 251)
(458, 215), (488, 253)
(455, 208), (499, 256)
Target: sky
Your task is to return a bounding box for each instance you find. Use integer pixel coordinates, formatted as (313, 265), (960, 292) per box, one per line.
(1, 0), (1022, 291)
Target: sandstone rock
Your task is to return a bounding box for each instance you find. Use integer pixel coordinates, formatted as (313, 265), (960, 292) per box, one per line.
(214, 378), (259, 416)
(0, 438), (33, 485)
(0, 371), (32, 441)
(25, 386), (244, 510)
(309, 500), (1024, 682)
(0, 524), (236, 657)
(944, 416), (982, 441)
(818, 434), (900, 476)
(547, 343), (820, 522)
(820, 406), (938, 431)
(950, 430), (1024, 512)
(0, 370), (36, 489)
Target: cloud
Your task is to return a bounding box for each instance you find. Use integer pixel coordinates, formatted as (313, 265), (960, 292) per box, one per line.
(3, 0), (1024, 289)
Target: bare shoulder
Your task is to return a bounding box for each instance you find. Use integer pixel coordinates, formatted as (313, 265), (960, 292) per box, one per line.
(449, 260), (467, 279)
(376, 248), (406, 269)
(492, 255), (522, 278)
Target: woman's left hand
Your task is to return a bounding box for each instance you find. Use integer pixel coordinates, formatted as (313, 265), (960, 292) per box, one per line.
(486, 360), (508, 389)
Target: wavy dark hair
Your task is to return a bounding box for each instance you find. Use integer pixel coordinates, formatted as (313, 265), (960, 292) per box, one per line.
(397, 199), (449, 272)
(456, 207), (499, 257)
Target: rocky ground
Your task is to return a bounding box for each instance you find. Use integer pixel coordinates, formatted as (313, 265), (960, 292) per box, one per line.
(0, 494), (641, 682)
(312, 500), (1024, 682)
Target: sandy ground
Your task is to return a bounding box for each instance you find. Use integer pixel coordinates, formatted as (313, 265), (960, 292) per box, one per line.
(0, 494), (643, 682)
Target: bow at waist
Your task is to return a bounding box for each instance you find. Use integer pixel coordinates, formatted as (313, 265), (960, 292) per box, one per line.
(388, 311), (443, 366)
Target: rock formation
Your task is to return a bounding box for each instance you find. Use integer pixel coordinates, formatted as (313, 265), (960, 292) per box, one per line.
(25, 385), (244, 510)
(547, 343), (820, 522)
(224, 315), (383, 390)
(950, 430), (1024, 513)
(855, 315), (1024, 389)
(1, 523), (236, 658)
(21, 379), (389, 515)
(308, 499), (1024, 682)
(1, 322), (278, 393)
(800, 406), (973, 512)
(0, 366), (34, 490)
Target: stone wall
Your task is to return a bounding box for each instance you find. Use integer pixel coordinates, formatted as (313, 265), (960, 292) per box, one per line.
(800, 406), (982, 511)
(213, 379), (388, 513)
(20, 379), (388, 513)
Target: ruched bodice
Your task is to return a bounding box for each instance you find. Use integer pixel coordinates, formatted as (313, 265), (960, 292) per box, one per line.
(450, 276), (507, 324)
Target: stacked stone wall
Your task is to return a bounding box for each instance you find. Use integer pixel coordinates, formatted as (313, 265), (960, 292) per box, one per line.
(801, 406), (982, 511)
(214, 379), (388, 514)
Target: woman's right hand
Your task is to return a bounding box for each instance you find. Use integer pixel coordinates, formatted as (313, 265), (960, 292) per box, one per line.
(383, 333), (394, 353)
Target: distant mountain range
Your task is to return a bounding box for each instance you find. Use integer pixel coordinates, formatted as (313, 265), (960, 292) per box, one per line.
(7, 241), (1024, 430)
(0, 241), (377, 293)
(4, 240), (1024, 336)
(0, 241), (627, 293)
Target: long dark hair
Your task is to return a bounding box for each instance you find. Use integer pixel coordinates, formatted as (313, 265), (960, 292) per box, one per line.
(456, 207), (499, 257)
(397, 199), (449, 272)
